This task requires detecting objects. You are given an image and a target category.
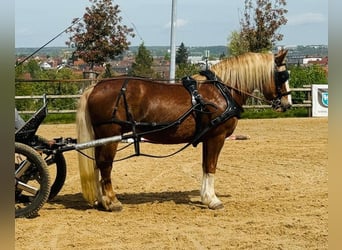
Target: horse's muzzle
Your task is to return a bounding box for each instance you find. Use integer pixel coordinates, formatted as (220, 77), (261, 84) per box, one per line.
(272, 99), (292, 112)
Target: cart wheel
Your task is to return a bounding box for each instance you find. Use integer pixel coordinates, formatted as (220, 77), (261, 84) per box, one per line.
(15, 142), (50, 218)
(44, 152), (67, 200)
(36, 136), (67, 200)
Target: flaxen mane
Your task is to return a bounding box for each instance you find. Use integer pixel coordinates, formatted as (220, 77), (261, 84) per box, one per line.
(207, 52), (274, 92)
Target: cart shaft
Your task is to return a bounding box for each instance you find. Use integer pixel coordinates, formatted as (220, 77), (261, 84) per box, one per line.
(75, 135), (123, 150)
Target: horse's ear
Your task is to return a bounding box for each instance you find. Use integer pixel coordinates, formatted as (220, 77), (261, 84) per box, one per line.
(275, 49), (288, 65)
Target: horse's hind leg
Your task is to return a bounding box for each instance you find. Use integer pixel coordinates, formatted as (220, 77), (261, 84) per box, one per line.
(95, 142), (123, 211)
(201, 135), (226, 210)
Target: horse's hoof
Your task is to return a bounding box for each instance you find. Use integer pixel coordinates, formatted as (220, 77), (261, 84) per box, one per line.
(101, 196), (123, 212)
(108, 202), (123, 212)
(209, 202), (224, 210)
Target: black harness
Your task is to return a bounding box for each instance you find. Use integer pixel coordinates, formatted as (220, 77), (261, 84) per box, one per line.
(274, 63), (291, 97)
(272, 63), (291, 109)
(182, 70), (242, 146)
(95, 73), (242, 151)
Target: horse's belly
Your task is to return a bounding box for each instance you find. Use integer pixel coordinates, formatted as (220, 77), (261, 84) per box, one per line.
(138, 117), (196, 144)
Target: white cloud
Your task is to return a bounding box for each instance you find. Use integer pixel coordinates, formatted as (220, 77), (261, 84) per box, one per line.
(287, 12), (325, 26)
(164, 18), (188, 29)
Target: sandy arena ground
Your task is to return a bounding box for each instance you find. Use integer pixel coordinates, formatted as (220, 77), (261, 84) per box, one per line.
(15, 118), (328, 249)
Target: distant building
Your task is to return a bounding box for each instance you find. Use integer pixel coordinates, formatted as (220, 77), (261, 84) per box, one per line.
(305, 56), (328, 66)
(303, 57), (322, 65)
(40, 62), (52, 70)
(188, 56), (203, 64)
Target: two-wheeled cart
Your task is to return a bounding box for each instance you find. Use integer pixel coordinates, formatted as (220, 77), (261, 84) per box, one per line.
(15, 95), (141, 218)
(15, 95), (68, 218)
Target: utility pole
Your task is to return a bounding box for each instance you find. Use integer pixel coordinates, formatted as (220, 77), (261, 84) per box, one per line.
(205, 50), (210, 70)
(169, 0), (177, 83)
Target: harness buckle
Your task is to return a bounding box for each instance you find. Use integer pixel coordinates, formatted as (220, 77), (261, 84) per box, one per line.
(182, 76), (204, 106)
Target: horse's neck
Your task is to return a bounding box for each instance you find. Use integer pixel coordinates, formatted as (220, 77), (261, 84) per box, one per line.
(211, 52), (274, 107)
(212, 70), (258, 107)
(230, 86), (251, 107)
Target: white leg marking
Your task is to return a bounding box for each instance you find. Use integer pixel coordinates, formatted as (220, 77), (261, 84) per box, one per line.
(200, 173), (223, 209)
(285, 81), (292, 105)
(94, 168), (102, 206)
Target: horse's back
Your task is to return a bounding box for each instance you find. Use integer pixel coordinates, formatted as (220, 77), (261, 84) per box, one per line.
(87, 77), (193, 124)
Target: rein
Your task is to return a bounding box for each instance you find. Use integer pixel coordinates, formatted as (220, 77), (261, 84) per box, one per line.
(224, 84), (272, 105)
(198, 70), (273, 105)
(206, 62), (291, 106)
(76, 139), (195, 162)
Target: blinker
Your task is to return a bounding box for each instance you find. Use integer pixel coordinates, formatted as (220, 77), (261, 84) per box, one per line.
(275, 70), (289, 84)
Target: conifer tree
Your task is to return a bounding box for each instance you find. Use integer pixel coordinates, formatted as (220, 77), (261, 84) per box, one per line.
(130, 43), (154, 78)
(176, 42), (189, 65)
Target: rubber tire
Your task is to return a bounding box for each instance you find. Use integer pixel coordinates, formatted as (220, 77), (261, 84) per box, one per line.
(45, 152), (67, 200)
(15, 142), (50, 218)
(36, 136), (67, 200)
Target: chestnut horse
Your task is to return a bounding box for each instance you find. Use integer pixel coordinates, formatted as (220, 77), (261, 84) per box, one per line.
(76, 49), (291, 211)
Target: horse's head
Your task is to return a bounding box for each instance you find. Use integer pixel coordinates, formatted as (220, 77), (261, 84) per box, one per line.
(208, 50), (292, 112)
(267, 49), (292, 112)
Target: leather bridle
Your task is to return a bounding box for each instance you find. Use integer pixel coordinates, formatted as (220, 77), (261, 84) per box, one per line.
(271, 63), (291, 110)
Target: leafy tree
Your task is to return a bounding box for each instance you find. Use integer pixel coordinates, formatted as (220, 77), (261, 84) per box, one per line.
(176, 42), (189, 65)
(176, 63), (201, 80)
(228, 31), (249, 56)
(26, 59), (42, 79)
(229, 0), (288, 55)
(289, 65), (327, 104)
(164, 52), (170, 62)
(130, 43), (154, 78)
(15, 63), (25, 79)
(289, 65), (327, 87)
(66, 0), (135, 69)
(15, 64), (81, 113)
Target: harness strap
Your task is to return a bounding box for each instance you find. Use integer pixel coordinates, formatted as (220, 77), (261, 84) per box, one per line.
(181, 76), (210, 139)
(112, 78), (130, 118)
(179, 70), (243, 147)
(110, 78), (141, 154)
(274, 65), (291, 98)
(191, 80), (242, 147)
(182, 76), (204, 105)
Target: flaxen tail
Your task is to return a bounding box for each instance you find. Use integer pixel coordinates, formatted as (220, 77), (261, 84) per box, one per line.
(76, 86), (101, 206)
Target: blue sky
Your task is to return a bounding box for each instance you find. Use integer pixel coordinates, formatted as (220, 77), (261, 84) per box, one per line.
(15, 0), (328, 48)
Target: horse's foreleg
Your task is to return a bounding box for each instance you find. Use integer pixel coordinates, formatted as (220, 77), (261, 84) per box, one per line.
(201, 173), (223, 209)
(95, 142), (123, 211)
(201, 136), (225, 210)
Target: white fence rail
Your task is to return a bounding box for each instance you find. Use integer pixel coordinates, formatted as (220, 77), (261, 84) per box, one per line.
(15, 86), (312, 115)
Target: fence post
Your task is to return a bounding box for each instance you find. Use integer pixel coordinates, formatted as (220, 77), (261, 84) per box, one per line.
(82, 71), (99, 92)
(303, 84), (312, 116)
